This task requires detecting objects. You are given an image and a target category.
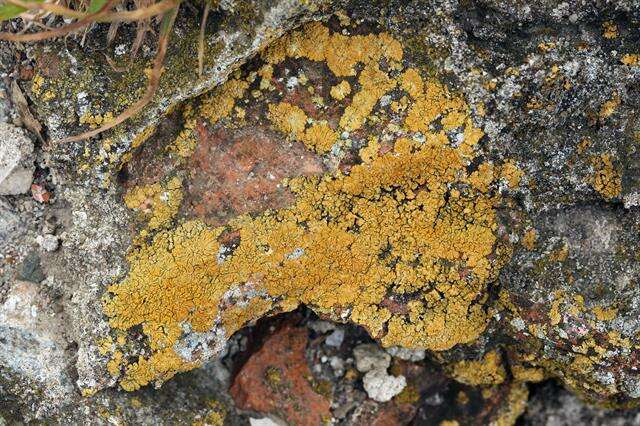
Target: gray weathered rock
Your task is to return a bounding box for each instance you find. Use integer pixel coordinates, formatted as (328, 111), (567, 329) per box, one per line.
(0, 123), (33, 195)
(0, 280), (75, 419)
(353, 344), (391, 373)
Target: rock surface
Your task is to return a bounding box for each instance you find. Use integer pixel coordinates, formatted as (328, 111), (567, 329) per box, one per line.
(0, 123), (33, 195)
(3, 0), (640, 423)
(230, 320), (332, 425)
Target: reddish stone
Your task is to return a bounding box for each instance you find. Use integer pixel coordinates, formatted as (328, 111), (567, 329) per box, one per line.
(380, 297), (411, 316)
(30, 184), (50, 203)
(183, 124), (325, 226)
(371, 405), (402, 426)
(35, 51), (63, 79)
(119, 110), (185, 190)
(230, 323), (331, 426)
(19, 66), (34, 81)
(349, 400), (403, 426)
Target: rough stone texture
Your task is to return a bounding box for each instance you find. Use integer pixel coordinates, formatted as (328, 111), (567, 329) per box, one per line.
(30, 0), (335, 184)
(521, 381), (640, 426)
(0, 280), (74, 419)
(230, 320), (331, 425)
(4, 0), (640, 423)
(353, 344), (391, 374)
(0, 122), (33, 195)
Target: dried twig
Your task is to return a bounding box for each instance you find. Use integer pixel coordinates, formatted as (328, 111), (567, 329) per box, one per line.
(11, 79), (43, 142)
(97, 0), (177, 22)
(5, 0), (86, 19)
(0, 0), (118, 41)
(197, 0), (210, 77)
(2, 0), (178, 24)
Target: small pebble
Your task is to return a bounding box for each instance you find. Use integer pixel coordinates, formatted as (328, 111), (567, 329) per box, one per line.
(363, 369), (406, 402)
(249, 418), (280, 426)
(386, 346), (426, 362)
(36, 234), (59, 252)
(330, 356), (345, 376)
(353, 343), (390, 373)
(325, 329), (345, 347)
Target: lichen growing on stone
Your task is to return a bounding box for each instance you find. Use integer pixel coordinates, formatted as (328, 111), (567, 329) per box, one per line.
(590, 154), (621, 200)
(268, 102), (308, 136)
(330, 80), (351, 100)
(491, 382), (529, 426)
(450, 351), (507, 386)
(199, 78), (249, 125)
(123, 176), (184, 232)
(103, 21), (516, 390)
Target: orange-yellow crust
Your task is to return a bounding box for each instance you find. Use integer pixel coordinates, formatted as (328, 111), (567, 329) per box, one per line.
(105, 21), (514, 390)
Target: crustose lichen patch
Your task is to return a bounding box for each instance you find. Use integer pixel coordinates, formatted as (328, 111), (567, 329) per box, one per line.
(103, 20), (520, 391)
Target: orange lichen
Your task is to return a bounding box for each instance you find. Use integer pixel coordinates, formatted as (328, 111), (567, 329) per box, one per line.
(511, 365), (545, 383)
(31, 74), (45, 96)
(590, 154), (622, 199)
(268, 102), (308, 136)
(549, 292), (564, 325)
(621, 54), (640, 66)
(450, 351), (507, 386)
(359, 137), (380, 164)
(400, 68), (424, 98)
(301, 122), (338, 153)
(104, 221), (220, 330)
(501, 287), (635, 403)
(79, 111), (114, 129)
(106, 21), (513, 390)
(537, 42), (556, 52)
(491, 383), (529, 426)
(107, 350), (123, 377)
(340, 63), (396, 131)
(577, 138), (591, 154)
(402, 69), (470, 155)
(169, 124), (198, 158)
(119, 348), (198, 392)
(123, 176), (183, 231)
(521, 229), (537, 250)
(263, 21), (402, 77)
(265, 21), (404, 133)
(131, 124), (157, 149)
(602, 21), (618, 39)
(199, 78), (249, 125)
(499, 160), (524, 188)
(592, 306), (617, 321)
(468, 163), (495, 193)
(330, 80), (351, 100)
(258, 64), (274, 90)
(167, 105), (199, 158)
(599, 92), (620, 119)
